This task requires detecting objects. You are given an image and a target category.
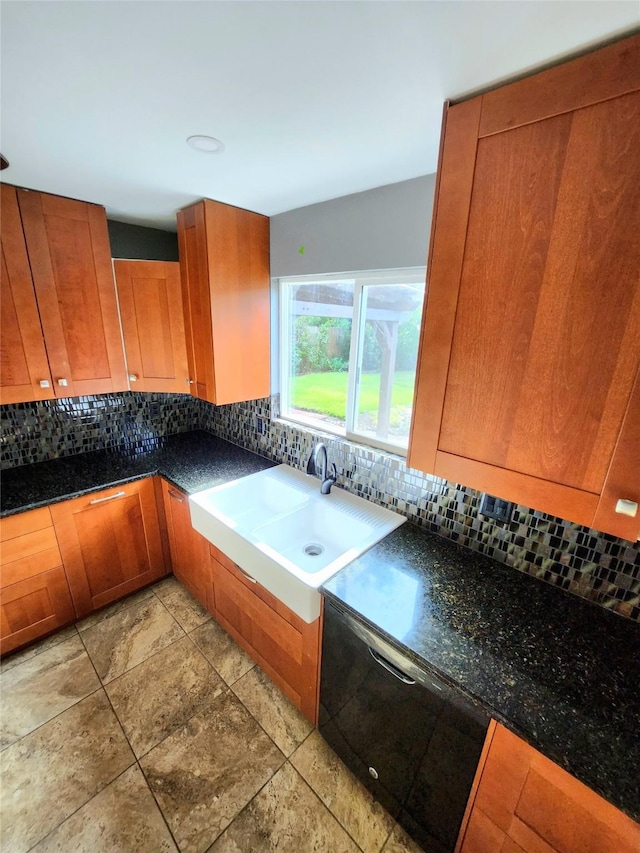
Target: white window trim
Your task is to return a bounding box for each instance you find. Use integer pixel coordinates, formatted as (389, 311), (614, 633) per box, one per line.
(277, 267), (426, 457)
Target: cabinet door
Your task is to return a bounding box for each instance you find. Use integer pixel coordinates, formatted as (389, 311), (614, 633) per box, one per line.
(209, 543), (321, 724)
(51, 478), (167, 618)
(408, 35), (640, 537)
(0, 184), (54, 404)
(17, 189), (128, 397)
(114, 260), (191, 394)
(177, 199), (270, 405)
(161, 479), (211, 610)
(459, 724), (640, 853)
(0, 506), (75, 654)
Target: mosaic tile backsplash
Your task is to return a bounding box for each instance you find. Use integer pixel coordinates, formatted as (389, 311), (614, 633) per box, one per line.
(203, 395), (640, 623)
(1, 391), (638, 622)
(1, 392), (200, 468)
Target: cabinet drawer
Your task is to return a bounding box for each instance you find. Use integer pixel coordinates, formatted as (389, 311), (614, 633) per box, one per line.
(1, 565), (75, 655)
(0, 507), (63, 587)
(460, 724), (640, 853)
(209, 548), (321, 723)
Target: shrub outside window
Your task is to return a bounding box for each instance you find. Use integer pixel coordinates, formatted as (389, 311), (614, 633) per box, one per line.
(279, 269), (426, 454)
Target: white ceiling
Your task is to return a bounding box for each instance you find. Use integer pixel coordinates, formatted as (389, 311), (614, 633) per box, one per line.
(1, 1), (638, 231)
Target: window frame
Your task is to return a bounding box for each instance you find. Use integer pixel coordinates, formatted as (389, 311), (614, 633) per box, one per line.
(278, 267), (426, 456)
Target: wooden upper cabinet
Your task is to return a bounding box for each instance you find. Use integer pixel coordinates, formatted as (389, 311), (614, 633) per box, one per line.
(177, 199), (270, 405)
(458, 723), (640, 853)
(17, 188), (128, 398)
(114, 260), (190, 394)
(408, 34), (640, 540)
(0, 184), (54, 404)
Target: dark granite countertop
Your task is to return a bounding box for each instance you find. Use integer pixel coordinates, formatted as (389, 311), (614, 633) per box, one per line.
(2, 432), (639, 821)
(0, 430), (274, 516)
(322, 523), (640, 822)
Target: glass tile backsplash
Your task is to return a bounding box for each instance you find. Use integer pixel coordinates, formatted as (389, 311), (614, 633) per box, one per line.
(1, 391), (638, 622)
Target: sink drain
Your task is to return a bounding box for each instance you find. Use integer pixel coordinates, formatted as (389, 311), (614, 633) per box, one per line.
(303, 543), (324, 557)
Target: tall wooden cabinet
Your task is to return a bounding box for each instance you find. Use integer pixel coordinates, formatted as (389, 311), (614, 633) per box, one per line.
(177, 199), (270, 405)
(1, 186), (128, 403)
(458, 723), (640, 853)
(408, 34), (640, 541)
(50, 478), (168, 619)
(16, 188), (128, 398)
(0, 185), (55, 405)
(114, 260), (190, 394)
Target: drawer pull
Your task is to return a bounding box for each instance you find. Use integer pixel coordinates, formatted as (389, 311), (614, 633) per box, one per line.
(236, 565), (257, 584)
(39, 379), (51, 388)
(168, 489), (185, 503)
(615, 499), (638, 518)
(89, 490), (126, 505)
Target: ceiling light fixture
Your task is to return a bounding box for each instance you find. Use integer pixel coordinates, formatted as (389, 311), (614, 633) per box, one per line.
(186, 135), (225, 154)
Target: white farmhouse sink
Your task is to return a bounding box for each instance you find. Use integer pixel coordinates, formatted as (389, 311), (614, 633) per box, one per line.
(189, 464), (405, 622)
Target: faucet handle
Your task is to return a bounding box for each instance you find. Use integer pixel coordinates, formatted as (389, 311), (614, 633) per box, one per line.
(306, 452), (316, 476)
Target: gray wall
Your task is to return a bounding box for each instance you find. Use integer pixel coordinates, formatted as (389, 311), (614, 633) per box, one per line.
(270, 175), (436, 277)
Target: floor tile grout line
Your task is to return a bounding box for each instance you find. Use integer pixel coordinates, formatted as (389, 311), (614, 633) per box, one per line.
(290, 734), (393, 853)
(135, 756), (183, 853)
(0, 624), (80, 674)
(75, 586), (158, 635)
(0, 683), (104, 756)
(22, 763), (141, 853)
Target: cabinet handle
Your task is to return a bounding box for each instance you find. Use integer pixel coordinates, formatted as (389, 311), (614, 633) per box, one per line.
(186, 379), (194, 385)
(615, 499), (638, 518)
(168, 489), (185, 503)
(39, 380), (51, 388)
(90, 490), (126, 505)
(235, 565), (257, 584)
(58, 378), (68, 387)
(129, 374), (138, 382)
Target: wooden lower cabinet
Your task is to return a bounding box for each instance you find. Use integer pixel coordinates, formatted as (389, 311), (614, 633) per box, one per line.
(209, 542), (322, 725)
(458, 722), (640, 853)
(51, 477), (169, 619)
(161, 479), (211, 610)
(0, 506), (75, 654)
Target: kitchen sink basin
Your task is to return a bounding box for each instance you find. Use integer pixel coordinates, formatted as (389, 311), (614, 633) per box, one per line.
(189, 464), (405, 622)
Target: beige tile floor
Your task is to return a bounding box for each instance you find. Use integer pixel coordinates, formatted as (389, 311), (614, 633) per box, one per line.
(0, 576), (423, 853)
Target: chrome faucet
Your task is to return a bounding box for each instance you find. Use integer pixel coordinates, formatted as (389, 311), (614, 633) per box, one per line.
(306, 443), (337, 494)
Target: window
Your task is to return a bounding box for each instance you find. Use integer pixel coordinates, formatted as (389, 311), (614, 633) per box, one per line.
(279, 268), (426, 454)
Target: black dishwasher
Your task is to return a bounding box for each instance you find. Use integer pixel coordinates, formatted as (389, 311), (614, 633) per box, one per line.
(319, 599), (490, 853)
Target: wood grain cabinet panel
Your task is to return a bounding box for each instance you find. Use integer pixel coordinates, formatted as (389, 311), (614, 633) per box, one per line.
(160, 479), (211, 610)
(458, 724), (640, 853)
(408, 34), (640, 540)
(114, 260), (190, 394)
(17, 188), (128, 398)
(177, 199), (270, 405)
(0, 506), (74, 654)
(50, 478), (168, 619)
(0, 184), (54, 404)
(209, 542), (321, 724)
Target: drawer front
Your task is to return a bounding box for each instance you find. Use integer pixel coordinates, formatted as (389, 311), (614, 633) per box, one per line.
(1, 507), (62, 588)
(211, 553), (304, 681)
(1, 507), (53, 542)
(208, 546), (321, 724)
(1, 565), (75, 655)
